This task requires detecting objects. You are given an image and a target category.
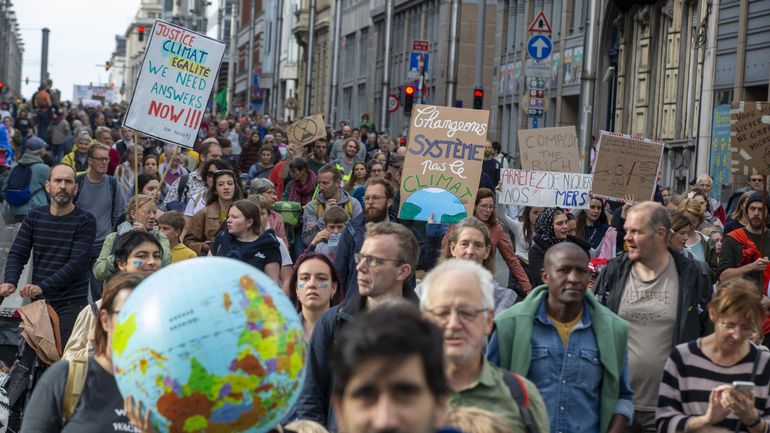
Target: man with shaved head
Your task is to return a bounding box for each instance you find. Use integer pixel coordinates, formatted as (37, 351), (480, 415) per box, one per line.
(1, 164), (97, 344)
(593, 201), (712, 433)
(493, 242), (633, 433)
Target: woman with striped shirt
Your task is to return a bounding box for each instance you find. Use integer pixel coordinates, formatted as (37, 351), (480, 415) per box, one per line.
(657, 278), (770, 433)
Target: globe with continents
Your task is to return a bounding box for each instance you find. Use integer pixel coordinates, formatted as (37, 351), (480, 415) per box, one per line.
(112, 257), (306, 433)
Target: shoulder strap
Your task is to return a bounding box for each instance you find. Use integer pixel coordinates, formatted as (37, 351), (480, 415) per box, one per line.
(74, 173), (85, 201)
(501, 370), (537, 433)
(62, 357), (89, 423)
(108, 176), (116, 203)
(177, 174), (189, 199)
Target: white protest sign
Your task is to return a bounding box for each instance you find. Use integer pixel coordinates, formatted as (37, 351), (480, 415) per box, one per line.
(123, 20), (226, 148)
(498, 168), (593, 209)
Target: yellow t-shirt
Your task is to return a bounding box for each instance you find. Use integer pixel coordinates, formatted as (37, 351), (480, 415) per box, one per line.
(171, 243), (198, 262)
(548, 312), (583, 346)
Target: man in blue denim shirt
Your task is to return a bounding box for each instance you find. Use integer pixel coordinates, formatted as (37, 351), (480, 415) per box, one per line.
(492, 243), (634, 433)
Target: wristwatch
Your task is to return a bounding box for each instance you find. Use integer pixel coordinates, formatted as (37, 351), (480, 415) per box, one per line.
(746, 414), (762, 429)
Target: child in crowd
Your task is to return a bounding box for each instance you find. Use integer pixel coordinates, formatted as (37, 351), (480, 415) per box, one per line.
(157, 211), (197, 263)
(305, 206), (349, 261)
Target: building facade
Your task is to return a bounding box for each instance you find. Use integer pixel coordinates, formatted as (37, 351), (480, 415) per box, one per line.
(0, 1), (24, 98)
(123, 0), (163, 102)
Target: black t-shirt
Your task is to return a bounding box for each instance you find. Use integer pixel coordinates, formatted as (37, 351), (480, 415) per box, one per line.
(21, 357), (138, 433)
(718, 228), (770, 288)
(231, 238), (281, 271)
(210, 231), (282, 272)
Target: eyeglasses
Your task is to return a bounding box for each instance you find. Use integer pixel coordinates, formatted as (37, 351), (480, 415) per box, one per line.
(718, 321), (756, 335)
(424, 306), (489, 324)
(90, 157), (110, 163)
(363, 195), (386, 202)
(354, 253), (402, 267)
(750, 178), (764, 183)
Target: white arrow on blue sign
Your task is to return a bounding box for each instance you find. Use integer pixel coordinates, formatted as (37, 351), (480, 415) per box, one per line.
(527, 35), (553, 60)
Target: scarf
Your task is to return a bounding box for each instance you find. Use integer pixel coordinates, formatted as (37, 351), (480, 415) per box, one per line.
(726, 228), (770, 335)
(535, 207), (566, 245)
(288, 169), (317, 205)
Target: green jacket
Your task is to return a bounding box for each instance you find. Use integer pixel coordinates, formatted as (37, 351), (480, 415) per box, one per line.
(92, 222), (172, 281)
(494, 285), (629, 433)
(2, 152), (50, 218)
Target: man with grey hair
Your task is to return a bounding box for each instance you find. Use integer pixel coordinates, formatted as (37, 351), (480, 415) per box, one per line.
(593, 201), (711, 433)
(422, 258), (549, 433)
(694, 173), (726, 225)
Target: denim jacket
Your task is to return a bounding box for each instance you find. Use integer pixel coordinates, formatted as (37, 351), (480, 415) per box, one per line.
(529, 298), (634, 433)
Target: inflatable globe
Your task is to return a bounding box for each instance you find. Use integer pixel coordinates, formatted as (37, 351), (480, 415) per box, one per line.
(112, 257), (306, 433)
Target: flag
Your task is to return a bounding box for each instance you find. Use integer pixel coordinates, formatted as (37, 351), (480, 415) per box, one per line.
(215, 87), (228, 116)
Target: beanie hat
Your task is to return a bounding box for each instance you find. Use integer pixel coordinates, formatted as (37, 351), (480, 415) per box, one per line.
(745, 192), (769, 211)
(24, 137), (46, 151)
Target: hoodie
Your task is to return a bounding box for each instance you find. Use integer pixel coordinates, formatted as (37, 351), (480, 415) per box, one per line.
(210, 229), (282, 272)
(301, 188), (363, 245)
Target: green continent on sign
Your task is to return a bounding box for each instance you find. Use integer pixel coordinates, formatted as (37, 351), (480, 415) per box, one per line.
(399, 201), (422, 220)
(441, 210), (467, 224)
(113, 313), (137, 356)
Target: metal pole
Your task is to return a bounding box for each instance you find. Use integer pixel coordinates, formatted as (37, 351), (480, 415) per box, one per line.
(329, 0), (342, 126)
(41, 27), (50, 83)
(246, 0), (256, 112)
(577, 0), (599, 174)
(473, 0), (486, 89)
(226, 0), (239, 115)
(304, 0), (317, 117)
(446, 0), (461, 106)
(380, 0), (394, 132)
(273, 0), (283, 120)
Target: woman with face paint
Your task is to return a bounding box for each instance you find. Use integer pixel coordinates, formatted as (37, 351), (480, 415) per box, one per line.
(65, 232), (163, 360)
(93, 195), (172, 282)
(288, 253), (342, 341)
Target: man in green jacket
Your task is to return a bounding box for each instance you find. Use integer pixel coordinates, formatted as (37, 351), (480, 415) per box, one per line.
(3, 137), (50, 223)
(492, 242), (633, 433)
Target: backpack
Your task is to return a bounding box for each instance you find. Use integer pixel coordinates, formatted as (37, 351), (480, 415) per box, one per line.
(274, 201), (302, 226)
(62, 356), (88, 423)
(314, 198), (354, 219)
(501, 370), (538, 433)
(4, 163), (43, 206)
(164, 174), (190, 212)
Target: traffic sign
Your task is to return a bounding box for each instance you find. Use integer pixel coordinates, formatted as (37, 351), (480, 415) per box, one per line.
(412, 40), (430, 51)
(527, 35), (552, 60)
(525, 59), (550, 78)
(388, 94), (400, 112)
(529, 11), (552, 33)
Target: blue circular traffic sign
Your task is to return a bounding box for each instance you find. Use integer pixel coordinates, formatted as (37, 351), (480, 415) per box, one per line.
(528, 35), (553, 60)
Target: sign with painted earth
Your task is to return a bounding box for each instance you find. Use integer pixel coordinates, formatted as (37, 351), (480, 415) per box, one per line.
(112, 257), (305, 433)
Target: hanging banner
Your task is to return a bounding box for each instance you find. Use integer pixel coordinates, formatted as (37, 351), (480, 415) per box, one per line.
(709, 104), (731, 200)
(123, 20), (226, 148)
(591, 131), (664, 202)
(398, 104), (488, 224)
(499, 169), (592, 209)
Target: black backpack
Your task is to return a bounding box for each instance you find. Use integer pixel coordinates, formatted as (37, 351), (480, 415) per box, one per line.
(164, 174), (190, 212)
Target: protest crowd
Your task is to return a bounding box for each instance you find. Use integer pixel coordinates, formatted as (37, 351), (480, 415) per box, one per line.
(1, 80), (770, 433)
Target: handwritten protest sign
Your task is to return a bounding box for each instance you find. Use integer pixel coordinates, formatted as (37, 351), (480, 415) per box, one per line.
(730, 101), (770, 176)
(123, 20), (226, 148)
(499, 169), (592, 209)
(518, 126), (580, 173)
(398, 104), (488, 223)
(287, 114), (326, 146)
(591, 131), (663, 202)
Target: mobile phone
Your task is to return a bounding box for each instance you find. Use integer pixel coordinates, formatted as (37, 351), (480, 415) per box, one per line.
(733, 381), (755, 394)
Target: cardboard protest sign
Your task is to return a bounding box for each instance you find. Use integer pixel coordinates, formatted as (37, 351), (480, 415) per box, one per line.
(123, 20), (226, 148)
(287, 114), (326, 146)
(499, 169), (592, 209)
(591, 131), (663, 202)
(518, 126), (580, 173)
(398, 104), (488, 223)
(729, 101), (770, 176)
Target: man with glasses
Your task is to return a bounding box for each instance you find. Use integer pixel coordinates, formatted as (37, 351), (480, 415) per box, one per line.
(74, 143), (125, 299)
(727, 174), (766, 217)
(333, 178), (441, 298)
(421, 259), (549, 433)
(491, 242), (632, 433)
(294, 222), (420, 430)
